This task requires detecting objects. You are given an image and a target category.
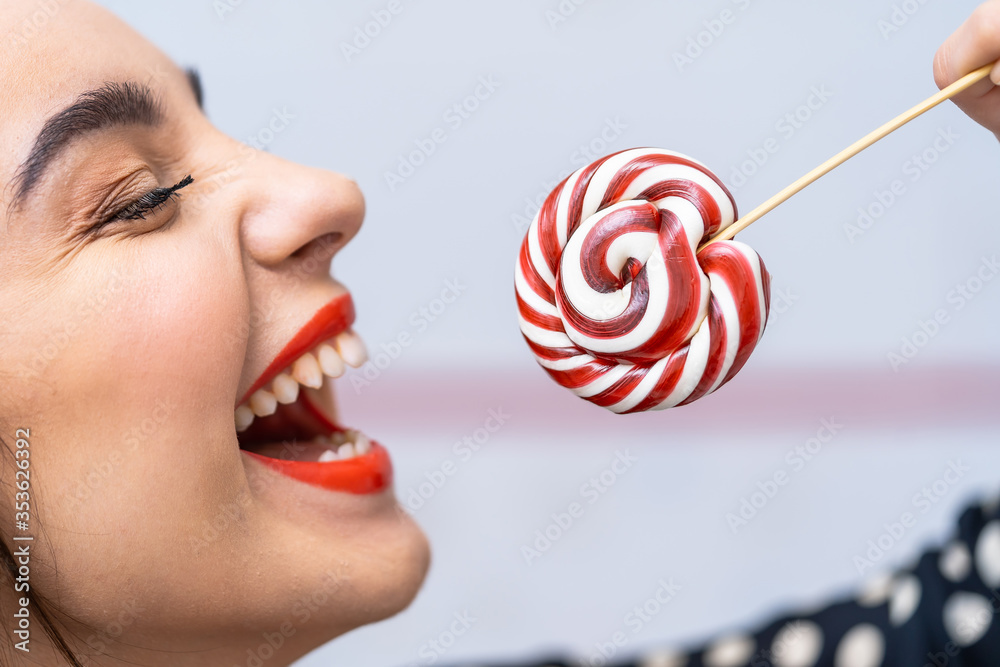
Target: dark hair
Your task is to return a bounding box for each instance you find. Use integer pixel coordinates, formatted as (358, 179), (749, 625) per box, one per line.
(1, 436), (83, 666)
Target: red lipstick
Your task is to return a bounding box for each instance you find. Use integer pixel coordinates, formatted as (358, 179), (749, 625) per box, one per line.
(237, 293), (392, 496)
(238, 293), (355, 406)
(244, 444), (392, 495)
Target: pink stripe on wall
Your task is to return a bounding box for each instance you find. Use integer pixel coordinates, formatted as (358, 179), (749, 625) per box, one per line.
(338, 365), (1000, 435)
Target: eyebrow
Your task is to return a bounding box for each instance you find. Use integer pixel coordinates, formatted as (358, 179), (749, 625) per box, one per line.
(9, 70), (204, 212)
(186, 68), (204, 109)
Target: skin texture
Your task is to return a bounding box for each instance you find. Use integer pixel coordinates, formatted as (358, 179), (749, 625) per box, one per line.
(0, 1), (428, 665)
(0, 1), (994, 665)
(934, 0), (1000, 140)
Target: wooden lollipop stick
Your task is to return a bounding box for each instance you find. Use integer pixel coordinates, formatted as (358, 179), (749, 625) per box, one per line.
(700, 62), (995, 249)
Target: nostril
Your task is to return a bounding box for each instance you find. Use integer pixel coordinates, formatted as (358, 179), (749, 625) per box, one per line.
(291, 232), (344, 262)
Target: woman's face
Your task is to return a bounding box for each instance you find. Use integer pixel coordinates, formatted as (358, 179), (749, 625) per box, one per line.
(0, 1), (428, 663)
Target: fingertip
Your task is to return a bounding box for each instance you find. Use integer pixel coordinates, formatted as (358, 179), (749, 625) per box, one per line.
(934, 3), (1000, 93)
(933, 45), (954, 90)
(992, 60), (1000, 86)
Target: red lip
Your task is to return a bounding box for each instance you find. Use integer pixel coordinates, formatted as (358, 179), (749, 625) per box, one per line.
(244, 444), (393, 495)
(236, 293), (392, 495)
(238, 293), (355, 406)
(242, 391), (392, 495)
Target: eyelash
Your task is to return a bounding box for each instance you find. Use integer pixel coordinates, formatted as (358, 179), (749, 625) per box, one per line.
(101, 174), (194, 227)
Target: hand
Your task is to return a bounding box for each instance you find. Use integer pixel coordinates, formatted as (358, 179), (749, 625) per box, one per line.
(934, 0), (1000, 139)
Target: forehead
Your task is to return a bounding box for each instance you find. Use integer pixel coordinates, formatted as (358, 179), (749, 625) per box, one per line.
(0, 1), (185, 197)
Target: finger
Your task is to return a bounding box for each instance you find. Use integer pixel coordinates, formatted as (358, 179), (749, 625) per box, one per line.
(934, 0), (1000, 99)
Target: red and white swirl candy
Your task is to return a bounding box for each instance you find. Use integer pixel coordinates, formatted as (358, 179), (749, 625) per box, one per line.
(515, 148), (771, 414)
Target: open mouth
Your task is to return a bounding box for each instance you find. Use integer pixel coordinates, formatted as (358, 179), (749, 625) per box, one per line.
(234, 295), (392, 495)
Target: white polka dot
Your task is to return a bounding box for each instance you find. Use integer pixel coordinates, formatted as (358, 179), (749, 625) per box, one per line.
(940, 541), (972, 582)
(943, 591), (994, 647)
(888, 576), (922, 627)
(640, 650), (689, 667)
(771, 620), (823, 667)
(834, 624), (885, 667)
(704, 634), (755, 667)
(976, 521), (1000, 587)
(858, 572), (893, 607)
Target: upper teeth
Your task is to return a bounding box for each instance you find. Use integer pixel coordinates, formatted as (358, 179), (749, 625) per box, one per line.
(249, 390), (277, 417)
(317, 343), (345, 377)
(234, 405), (255, 432)
(272, 373), (299, 404)
(292, 352), (323, 389)
(336, 332), (368, 367)
(235, 330), (368, 431)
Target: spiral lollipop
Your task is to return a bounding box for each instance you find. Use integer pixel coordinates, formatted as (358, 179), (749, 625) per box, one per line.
(514, 67), (996, 413)
(515, 148), (771, 413)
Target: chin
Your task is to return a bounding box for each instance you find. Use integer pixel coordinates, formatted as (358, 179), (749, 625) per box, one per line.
(358, 511), (432, 625)
(297, 510), (432, 649)
(226, 290), (433, 649)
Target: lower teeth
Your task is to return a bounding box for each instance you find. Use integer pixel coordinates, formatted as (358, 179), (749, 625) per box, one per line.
(316, 431), (370, 462)
(243, 430), (371, 462)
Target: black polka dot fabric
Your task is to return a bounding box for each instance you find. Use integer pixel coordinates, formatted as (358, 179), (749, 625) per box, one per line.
(447, 494), (1000, 667)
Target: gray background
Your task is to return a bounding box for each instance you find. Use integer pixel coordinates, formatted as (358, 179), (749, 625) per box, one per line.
(88, 1), (1000, 665)
(93, 0), (1000, 375)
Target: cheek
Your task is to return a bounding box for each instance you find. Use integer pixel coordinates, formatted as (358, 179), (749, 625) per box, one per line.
(10, 235), (254, 601)
(88, 237), (247, 419)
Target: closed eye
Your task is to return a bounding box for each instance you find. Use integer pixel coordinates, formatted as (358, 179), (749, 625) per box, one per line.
(95, 174), (194, 231)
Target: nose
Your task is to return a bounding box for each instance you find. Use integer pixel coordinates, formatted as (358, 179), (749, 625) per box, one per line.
(237, 151), (365, 270)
